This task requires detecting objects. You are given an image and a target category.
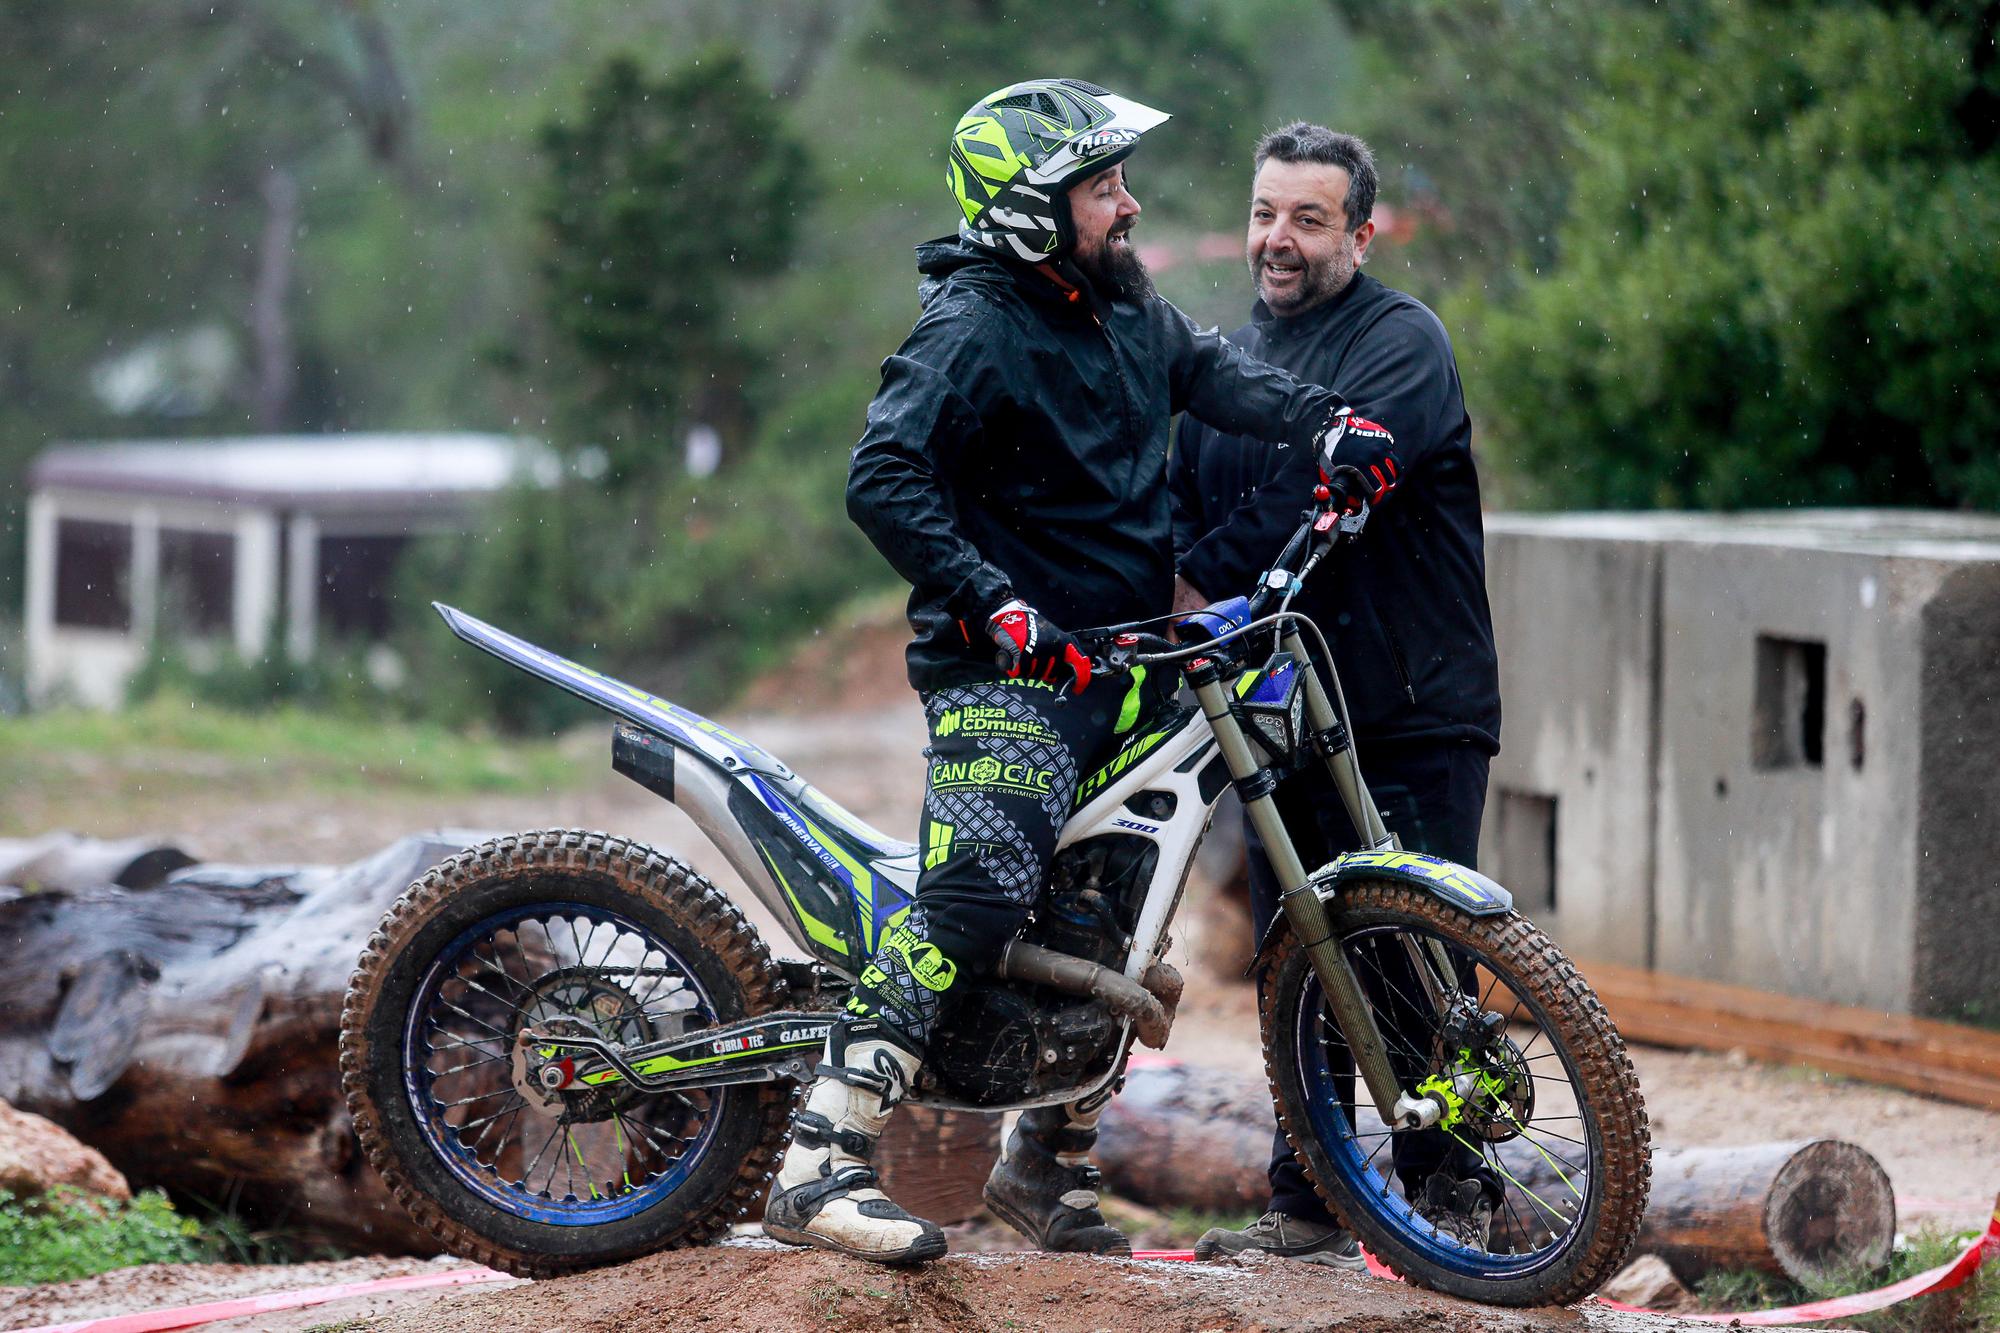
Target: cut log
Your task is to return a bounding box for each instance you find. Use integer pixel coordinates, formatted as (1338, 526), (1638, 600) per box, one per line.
(1093, 1062), (1896, 1285)
(1637, 1140), (1895, 1286)
(0, 833), (196, 894)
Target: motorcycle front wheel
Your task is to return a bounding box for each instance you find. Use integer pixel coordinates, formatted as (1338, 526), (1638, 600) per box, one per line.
(1261, 877), (1650, 1306)
(339, 829), (794, 1277)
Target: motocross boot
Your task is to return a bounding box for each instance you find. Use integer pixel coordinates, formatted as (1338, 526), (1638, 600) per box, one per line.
(982, 1092), (1131, 1255)
(764, 1021), (947, 1265)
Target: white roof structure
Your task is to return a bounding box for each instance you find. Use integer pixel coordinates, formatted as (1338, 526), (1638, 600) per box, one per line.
(22, 432), (555, 709)
(29, 433), (554, 514)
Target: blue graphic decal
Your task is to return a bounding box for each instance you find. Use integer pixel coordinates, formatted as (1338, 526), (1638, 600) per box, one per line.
(748, 775), (856, 891)
(1244, 657), (1298, 706)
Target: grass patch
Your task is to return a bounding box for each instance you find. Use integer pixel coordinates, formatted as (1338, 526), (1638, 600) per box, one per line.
(0, 1188), (208, 1285)
(0, 692), (589, 838)
(0, 1187), (354, 1286)
(1693, 1225), (1999, 1332)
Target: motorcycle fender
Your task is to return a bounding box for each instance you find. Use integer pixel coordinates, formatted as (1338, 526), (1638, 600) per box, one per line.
(1247, 849), (1514, 980)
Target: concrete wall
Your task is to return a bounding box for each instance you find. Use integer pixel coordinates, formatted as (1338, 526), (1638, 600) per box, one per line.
(1482, 511), (2000, 1020)
(1479, 524), (1660, 968)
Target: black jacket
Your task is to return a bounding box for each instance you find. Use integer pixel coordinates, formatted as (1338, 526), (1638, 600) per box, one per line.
(1171, 272), (1500, 753)
(849, 236), (1342, 692)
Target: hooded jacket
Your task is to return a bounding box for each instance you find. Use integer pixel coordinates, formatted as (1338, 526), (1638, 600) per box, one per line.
(849, 236), (1342, 692)
(1171, 271), (1500, 753)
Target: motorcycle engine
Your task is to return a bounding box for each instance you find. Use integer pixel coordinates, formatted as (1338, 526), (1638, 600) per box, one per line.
(925, 833), (1163, 1106)
(926, 983), (1120, 1105)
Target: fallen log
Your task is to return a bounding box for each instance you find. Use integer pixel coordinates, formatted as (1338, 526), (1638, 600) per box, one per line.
(0, 833), (488, 1252)
(1095, 1062), (1896, 1285)
(1636, 1140), (1896, 1285)
(0, 833), (196, 895)
(1095, 1060), (1273, 1214)
(0, 833), (993, 1251)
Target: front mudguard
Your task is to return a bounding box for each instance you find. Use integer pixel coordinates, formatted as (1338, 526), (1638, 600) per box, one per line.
(1248, 849), (1514, 980)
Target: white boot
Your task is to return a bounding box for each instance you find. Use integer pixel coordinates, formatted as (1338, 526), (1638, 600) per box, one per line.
(763, 1024), (946, 1265)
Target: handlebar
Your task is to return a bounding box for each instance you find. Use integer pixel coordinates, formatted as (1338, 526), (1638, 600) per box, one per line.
(1060, 470), (1375, 697)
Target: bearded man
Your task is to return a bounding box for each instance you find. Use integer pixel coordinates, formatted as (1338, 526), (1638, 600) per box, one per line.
(764, 82), (1348, 1267)
(1172, 123), (1504, 1266)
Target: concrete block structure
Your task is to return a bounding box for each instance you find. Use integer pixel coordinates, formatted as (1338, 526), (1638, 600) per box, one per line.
(1480, 511), (2000, 1021)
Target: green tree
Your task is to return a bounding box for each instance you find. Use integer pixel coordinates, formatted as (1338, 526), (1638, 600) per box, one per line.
(404, 46), (849, 719)
(1453, 1), (2000, 509)
(537, 49), (812, 484)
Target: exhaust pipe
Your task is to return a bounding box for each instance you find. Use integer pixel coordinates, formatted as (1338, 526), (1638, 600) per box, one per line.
(996, 941), (1182, 1049)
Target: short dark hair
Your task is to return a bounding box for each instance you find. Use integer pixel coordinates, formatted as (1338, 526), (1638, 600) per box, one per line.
(1252, 123), (1377, 232)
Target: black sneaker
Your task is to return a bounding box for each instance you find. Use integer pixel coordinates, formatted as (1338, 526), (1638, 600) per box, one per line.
(1193, 1211), (1367, 1270)
(1414, 1171), (1495, 1249)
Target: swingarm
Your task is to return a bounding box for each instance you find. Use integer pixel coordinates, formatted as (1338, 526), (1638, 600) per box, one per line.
(518, 1011), (837, 1094)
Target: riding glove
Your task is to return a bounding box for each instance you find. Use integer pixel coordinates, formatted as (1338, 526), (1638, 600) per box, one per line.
(1315, 405), (1401, 510)
(985, 599), (1093, 690)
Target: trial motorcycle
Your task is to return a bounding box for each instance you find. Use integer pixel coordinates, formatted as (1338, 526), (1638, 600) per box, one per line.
(339, 471), (1650, 1306)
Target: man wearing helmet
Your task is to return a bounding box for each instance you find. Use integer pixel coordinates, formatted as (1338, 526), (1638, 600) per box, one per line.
(763, 79), (1347, 1266)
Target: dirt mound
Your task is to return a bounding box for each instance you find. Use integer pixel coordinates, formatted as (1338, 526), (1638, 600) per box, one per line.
(0, 1256), (464, 1330)
(363, 1239), (1694, 1333)
(737, 595), (915, 715)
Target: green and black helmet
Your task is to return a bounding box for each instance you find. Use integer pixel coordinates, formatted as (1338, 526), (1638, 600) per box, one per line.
(948, 78), (1171, 263)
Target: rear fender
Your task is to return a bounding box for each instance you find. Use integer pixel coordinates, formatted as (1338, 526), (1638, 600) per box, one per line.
(1248, 849), (1513, 980)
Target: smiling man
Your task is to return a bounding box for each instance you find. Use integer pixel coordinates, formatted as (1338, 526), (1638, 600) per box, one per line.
(763, 82), (1347, 1267)
(1172, 124), (1504, 1266)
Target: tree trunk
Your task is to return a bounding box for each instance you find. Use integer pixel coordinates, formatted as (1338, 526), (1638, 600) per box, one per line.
(1093, 1062), (1896, 1285)
(0, 834), (479, 1253)
(1637, 1140), (1895, 1286)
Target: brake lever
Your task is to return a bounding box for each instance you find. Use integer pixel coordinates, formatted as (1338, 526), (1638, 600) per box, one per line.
(1052, 635), (1138, 709)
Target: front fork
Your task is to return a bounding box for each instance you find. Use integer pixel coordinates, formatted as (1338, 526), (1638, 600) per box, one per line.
(1188, 636), (1440, 1132)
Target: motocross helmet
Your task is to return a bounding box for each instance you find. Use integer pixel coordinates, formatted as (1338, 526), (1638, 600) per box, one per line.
(948, 78), (1171, 264)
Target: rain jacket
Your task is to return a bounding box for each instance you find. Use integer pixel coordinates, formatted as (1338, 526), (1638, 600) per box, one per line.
(849, 236), (1342, 692)
(1171, 272), (1500, 753)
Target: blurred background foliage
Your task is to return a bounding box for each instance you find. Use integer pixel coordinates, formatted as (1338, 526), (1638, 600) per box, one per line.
(2, 0), (1995, 722)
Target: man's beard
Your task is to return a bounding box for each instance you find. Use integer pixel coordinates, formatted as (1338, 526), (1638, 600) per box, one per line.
(1254, 239), (1354, 314)
(1076, 230), (1155, 303)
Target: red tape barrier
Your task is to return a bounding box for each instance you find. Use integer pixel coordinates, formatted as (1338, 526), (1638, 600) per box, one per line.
(6, 1265), (514, 1333)
(1136, 1193), (2000, 1326)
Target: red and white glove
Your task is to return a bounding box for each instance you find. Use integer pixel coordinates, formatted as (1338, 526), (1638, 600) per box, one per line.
(985, 599), (1092, 690)
(1315, 406), (1401, 511)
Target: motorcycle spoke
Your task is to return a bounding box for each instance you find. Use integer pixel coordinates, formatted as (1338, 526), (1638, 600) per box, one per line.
(620, 1108), (695, 1156)
(432, 997), (512, 1041)
(428, 1024), (504, 1048)
(466, 1101), (526, 1159)
(457, 1098), (526, 1137)
(521, 1120), (564, 1192)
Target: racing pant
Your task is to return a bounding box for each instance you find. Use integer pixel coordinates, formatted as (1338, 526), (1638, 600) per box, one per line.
(847, 670), (1166, 1054)
(1245, 738), (1501, 1221)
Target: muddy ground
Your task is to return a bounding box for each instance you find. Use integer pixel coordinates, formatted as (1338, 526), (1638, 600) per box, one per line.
(0, 1244), (1714, 1333)
(6, 664), (1998, 1329)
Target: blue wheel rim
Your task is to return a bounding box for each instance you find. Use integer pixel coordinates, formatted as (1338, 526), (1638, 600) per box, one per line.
(1293, 923), (1599, 1279)
(403, 899), (728, 1226)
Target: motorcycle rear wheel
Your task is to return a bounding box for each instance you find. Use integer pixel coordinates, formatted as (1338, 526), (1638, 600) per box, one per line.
(339, 829), (794, 1277)
(1261, 878), (1650, 1306)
